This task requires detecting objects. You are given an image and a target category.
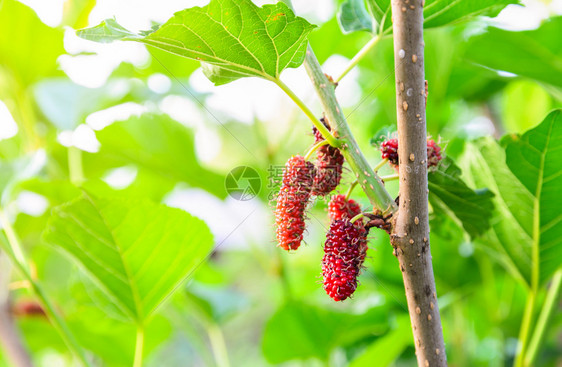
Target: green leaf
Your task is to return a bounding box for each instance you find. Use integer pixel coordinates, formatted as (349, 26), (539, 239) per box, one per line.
(33, 78), (128, 130)
(504, 109), (562, 283)
(77, 18), (139, 43)
(460, 138), (533, 286)
(501, 81), (553, 134)
(62, 0), (97, 28)
(349, 316), (411, 367)
(423, 0), (518, 28)
(77, 0), (316, 85)
(262, 301), (387, 363)
(92, 113), (227, 199)
(370, 125), (396, 147)
(43, 193), (214, 322)
(365, 0), (516, 34)
(0, 0), (64, 85)
(428, 157), (494, 238)
(338, 0), (373, 34)
(465, 17), (562, 88)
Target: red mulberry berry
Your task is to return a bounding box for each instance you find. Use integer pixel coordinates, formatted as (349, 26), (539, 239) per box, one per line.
(380, 138), (443, 168)
(275, 155), (315, 251)
(11, 300), (46, 318)
(380, 138), (399, 166)
(426, 139), (442, 168)
(328, 194), (362, 222)
(322, 220), (368, 301)
(311, 119), (344, 196)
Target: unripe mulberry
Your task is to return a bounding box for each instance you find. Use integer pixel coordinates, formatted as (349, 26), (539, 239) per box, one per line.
(379, 138), (443, 168)
(275, 155), (315, 251)
(328, 194), (362, 222)
(322, 220), (368, 301)
(380, 138), (399, 165)
(311, 119), (344, 196)
(426, 139), (442, 168)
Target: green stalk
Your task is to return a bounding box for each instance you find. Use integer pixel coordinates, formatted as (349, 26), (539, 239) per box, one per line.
(373, 158), (389, 173)
(273, 78), (339, 147)
(516, 140), (547, 367)
(68, 146), (85, 185)
(303, 46), (396, 215)
(514, 292), (536, 367)
(380, 174), (399, 181)
(344, 180), (358, 200)
(0, 209), (91, 367)
(350, 213), (365, 224)
(304, 140), (330, 160)
(334, 35), (381, 83)
(207, 323), (230, 367)
(524, 269), (562, 366)
(279, 0), (395, 214)
(14, 84), (41, 152)
(133, 325), (144, 367)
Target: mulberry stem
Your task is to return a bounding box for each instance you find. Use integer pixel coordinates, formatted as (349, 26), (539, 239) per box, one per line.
(304, 140), (330, 160)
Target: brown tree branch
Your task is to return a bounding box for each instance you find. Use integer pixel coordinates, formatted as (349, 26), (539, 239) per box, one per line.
(389, 1), (447, 366)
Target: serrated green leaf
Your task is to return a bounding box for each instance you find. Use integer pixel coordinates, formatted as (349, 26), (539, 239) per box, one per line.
(465, 17), (562, 89)
(77, 18), (139, 43)
(460, 138), (533, 286)
(77, 0), (315, 85)
(338, 0), (373, 34)
(92, 113), (227, 199)
(262, 301), (387, 363)
(504, 109), (562, 283)
(364, 0), (517, 34)
(428, 157), (494, 238)
(43, 193), (214, 322)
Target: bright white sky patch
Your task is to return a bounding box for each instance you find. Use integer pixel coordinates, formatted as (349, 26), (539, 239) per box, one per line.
(493, 0), (561, 30)
(147, 73), (172, 94)
(57, 124), (100, 152)
(16, 191), (49, 217)
(0, 101), (18, 140)
(103, 166), (138, 189)
(72, 124), (100, 152)
(164, 186), (271, 249)
(86, 102), (148, 130)
(323, 55), (362, 107)
(18, 0), (64, 27)
(61, 28), (150, 88)
(463, 116), (496, 138)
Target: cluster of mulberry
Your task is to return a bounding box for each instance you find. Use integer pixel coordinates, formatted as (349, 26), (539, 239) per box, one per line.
(274, 119), (345, 252)
(275, 155), (315, 251)
(380, 137), (443, 168)
(273, 122), (443, 302)
(322, 219), (368, 301)
(311, 119), (344, 196)
(380, 138), (399, 165)
(328, 194), (361, 221)
(426, 139), (443, 167)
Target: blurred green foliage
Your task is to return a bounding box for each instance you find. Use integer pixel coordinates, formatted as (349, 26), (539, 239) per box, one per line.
(0, 0), (561, 366)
